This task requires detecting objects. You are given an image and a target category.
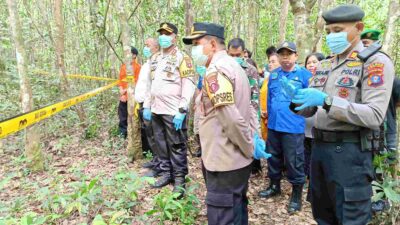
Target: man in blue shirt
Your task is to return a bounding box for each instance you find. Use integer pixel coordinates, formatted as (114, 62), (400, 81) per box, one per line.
(258, 41), (311, 214)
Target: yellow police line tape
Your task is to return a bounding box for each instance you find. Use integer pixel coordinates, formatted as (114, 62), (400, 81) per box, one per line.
(33, 70), (120, 82)
(0, 80), (120, 139)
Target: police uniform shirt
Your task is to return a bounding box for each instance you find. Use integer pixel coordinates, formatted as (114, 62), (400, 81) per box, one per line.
(143, 47), (195, 115)
(306, 41), (395, 131)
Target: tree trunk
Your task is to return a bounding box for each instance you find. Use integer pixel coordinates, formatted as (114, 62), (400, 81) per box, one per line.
(117, 0), (142, 161)
(313, 0), (334, 52)
(289, 0), (317, 64)
(6, 0), (44, 171)
(279, 0), (290, 44)
(184, 0), (194, 53)
(53, 0), (86, 124)
(247, 0), (257, 51)
(232, 0), (241, 37)
(382, 0), (400, 56)
(211, 0), (219, 23)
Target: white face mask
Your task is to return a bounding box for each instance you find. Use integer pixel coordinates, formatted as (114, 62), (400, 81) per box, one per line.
(191, 45), (209, 66)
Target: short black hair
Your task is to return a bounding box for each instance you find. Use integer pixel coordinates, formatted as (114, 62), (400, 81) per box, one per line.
(244, 48), (253, 58)
(228, 38), (245, 50)
(131, 47), (138, 55)
(265, 46), (277, 57)
(305, 52), (326, 65)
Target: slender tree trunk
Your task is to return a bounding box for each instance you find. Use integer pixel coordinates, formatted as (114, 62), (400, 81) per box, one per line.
(279, 0), (290, 44)
(53, 0), (86, 124)
(382, 0), (400, 56)
(117, 0), (142, 161)
(247, 0), (257, 51)
(184, 0), (194, 53)
(313, 0), (334, 52)
(289, 0), (317, 64)
(7, 0), (44, 171)
(211, 0), (219, 23)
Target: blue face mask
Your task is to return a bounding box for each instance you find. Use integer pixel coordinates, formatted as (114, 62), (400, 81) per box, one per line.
(326, 32), (351, 55)
(195, 65), (206, 77)
(234, 57), (245, 67)
(159, 35), (173, 49)
(143, 47), (151, 58)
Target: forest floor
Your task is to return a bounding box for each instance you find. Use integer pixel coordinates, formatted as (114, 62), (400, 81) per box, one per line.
(0, 124), (316, 225)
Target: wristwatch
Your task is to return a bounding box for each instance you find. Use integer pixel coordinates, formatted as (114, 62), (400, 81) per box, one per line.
(179, 108), (187, 114)
(323, 96), (332, 112)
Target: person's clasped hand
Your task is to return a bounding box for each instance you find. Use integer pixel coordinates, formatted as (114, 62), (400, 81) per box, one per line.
(280, 76), (299, 99)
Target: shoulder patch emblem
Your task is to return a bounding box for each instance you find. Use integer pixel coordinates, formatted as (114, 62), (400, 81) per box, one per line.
(367, 62), (384, 87)
(271, 72), (278, 80)
(179, 54), (195, 78)
(205, 72), (234, 107)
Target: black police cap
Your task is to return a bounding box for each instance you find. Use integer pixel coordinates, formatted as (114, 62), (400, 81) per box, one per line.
(183, 22), (225, 45)
(157, 22), (178, 34)
(322, 4), (365, 25)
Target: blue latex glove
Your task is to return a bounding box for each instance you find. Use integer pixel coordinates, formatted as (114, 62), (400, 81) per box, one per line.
(143, 108), (152, 121)
(280, 76), (301, 99)
(173, 112), (186, 130)
(253, 134), (272, 160)
(292, 88), (328, 111)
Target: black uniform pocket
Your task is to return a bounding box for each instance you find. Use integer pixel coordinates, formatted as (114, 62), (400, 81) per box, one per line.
(342, 186), (372, 224)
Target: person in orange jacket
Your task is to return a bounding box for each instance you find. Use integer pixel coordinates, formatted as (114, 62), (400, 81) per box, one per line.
(118, 47), (141, 138)
(260, 47), (281, 140)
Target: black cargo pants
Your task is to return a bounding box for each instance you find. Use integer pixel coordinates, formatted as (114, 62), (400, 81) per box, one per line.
(310, 140), (373, 225)
(151, 113), (188, 179)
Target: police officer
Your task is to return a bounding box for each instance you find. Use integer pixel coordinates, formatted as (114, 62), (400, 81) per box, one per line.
(142, 23), (196, 197)
(135, 38), (160, 172)
(183, 22), (270, 225)
(288, 5), (395, 224)
(258, 41), (311, 214)
(227, 38), (262, 174)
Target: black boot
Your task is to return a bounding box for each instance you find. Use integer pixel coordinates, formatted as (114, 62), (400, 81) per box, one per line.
(259, 179), (281, 198)
(193, 134), (201, 157)
(152, 174), (172, 188)
(143, 169), (160, 178)
(142, 161), (154, 169)
(288, 184), (303, 214)
(172, 177), (186, 199)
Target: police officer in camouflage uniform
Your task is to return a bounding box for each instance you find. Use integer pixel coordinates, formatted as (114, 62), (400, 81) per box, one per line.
(287, 5), (395, 224)
(142, 23), (196, 197)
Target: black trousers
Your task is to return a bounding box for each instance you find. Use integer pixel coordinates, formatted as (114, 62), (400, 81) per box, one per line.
(118, 101), (128, 137)
(151, 113), (188, 178)
(304, 137), (313, 178)
(205, 164), (251, 225)
(138, 106), (153, 154)
(310, 141), (373, 225)
(267, 129), (305, 185)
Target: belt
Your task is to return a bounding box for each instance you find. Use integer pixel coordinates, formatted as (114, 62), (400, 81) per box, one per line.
(313, 128), (360, 143)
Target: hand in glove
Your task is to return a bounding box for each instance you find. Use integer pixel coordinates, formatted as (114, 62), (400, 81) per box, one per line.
(253, 134), (272, 160)
(292, 88), (328, 111)
(143, 108), (152, 121)
(173, 112), (186, 130)
(280, 76), (302, 99)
